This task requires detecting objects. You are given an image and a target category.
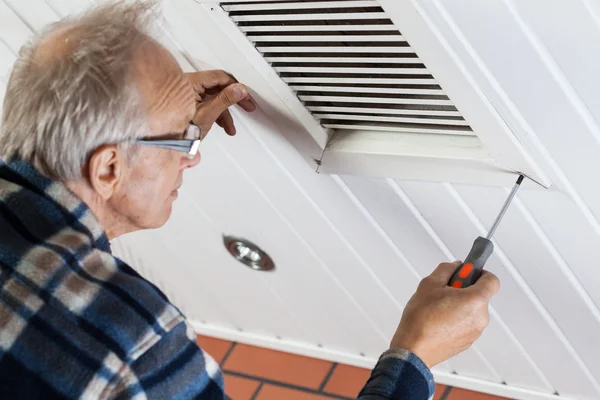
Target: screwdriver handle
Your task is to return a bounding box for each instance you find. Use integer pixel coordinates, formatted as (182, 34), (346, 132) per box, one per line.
(448, 237), (494, 288)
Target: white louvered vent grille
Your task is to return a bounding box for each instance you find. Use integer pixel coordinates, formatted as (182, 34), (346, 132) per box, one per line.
(221, 0), (474, 137)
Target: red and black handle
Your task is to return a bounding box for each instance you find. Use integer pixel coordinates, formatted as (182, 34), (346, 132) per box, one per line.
(448, 237), (494, 288)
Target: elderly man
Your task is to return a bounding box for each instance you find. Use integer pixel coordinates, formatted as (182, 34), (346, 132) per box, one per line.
(0, 1), (499, 399)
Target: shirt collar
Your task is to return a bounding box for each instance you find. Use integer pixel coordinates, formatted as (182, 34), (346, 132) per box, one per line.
(0, 158), (111, 253)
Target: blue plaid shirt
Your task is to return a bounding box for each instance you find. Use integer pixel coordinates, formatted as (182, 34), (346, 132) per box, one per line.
(0, 158), (434, 399)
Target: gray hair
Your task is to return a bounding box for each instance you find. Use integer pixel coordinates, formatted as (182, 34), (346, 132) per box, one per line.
(0, 1), (157, 180)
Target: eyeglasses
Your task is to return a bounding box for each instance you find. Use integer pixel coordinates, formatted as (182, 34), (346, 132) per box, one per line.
(134, 123), (202, 159)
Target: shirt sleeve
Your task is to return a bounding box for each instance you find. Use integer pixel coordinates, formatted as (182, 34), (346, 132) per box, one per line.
(109, 321), (229, 400)
(358, 349), (435, 400)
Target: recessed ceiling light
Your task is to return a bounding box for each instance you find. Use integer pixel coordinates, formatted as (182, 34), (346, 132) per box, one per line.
(223, 235), (275, 272)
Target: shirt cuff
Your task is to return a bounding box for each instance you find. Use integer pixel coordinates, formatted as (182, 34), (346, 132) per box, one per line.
(358, 349), (435, 400)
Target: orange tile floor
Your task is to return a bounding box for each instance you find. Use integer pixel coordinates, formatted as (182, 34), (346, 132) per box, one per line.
(197, 335), (512, 400)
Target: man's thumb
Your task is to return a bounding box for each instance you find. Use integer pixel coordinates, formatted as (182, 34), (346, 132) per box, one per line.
(232, 84), (249, 101)
(219, 84), (248, 107)
(424, 261), (462, 286)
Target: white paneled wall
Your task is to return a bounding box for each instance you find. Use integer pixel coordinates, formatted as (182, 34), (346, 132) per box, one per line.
(4, 0), (59, 32)
(2, 1), (600, 399)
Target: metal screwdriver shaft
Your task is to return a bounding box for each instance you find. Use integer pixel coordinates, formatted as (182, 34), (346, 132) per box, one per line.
(448, 174), (525, 288)
(486, 174), (524, 240)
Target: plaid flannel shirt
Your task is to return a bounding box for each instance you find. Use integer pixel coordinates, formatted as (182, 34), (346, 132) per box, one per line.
(0, 158), (434, 400)
(0, 159), (226, 399)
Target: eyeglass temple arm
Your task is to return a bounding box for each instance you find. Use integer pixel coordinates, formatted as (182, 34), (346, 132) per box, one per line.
(136, 139), (197, 154)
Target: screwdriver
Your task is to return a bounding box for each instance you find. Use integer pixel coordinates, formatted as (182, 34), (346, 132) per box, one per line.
(448, 174), (524, 288)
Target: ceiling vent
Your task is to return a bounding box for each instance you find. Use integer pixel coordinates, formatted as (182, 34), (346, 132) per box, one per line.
(221, 0), (474, 139)
(168, 0), (550, 188)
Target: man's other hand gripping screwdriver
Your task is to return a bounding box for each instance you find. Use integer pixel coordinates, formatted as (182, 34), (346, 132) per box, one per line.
(358, 262), (500, 399)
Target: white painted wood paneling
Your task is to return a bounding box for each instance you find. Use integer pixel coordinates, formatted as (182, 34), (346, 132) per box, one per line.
(519, 190), (600, 310)
(144, 195), (305, 340)
(0, 1), (35, 53)
(511, 0), (600, 129)
(177, 128), (391, 356)
(4, 0), (60, 33)
(457, 184), (600, 382)
(45, 0), (94, 17)
(0, 39), (15, 84)
(433, 0), (600, 228)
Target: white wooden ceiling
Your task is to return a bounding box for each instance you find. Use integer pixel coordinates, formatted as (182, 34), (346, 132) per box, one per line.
(2, 1), (600, 399)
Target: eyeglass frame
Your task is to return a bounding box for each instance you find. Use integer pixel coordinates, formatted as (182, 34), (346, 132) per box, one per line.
(134, 122), (202, 159)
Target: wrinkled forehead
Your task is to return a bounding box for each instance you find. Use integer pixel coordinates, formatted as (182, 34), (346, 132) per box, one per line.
(131, 39), (196, 136)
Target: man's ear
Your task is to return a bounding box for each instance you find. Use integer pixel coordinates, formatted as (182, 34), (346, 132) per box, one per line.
(87, 144), (124, 200)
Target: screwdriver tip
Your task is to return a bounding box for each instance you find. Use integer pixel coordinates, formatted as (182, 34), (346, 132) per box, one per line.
(516, 175), (524, 185)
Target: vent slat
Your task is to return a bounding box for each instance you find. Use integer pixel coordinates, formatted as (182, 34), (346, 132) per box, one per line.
(240, 24), (395, 32)
(275, 67), (428, 74)
(223, 1), (380, 12)
(231, 12), (388, 22)
(322, 124), (471, 135)
(299, 95), (452, 106)
(258, 47), (415, 53)
(313, 113), (469, 126)
(306, 106), (462, 117)
(289, 85), (444, 95)
(248, 35), (403, 42)
(283, 77), (436, 85)
(266, 57), (422, 64)
(223, 0), (474, 138)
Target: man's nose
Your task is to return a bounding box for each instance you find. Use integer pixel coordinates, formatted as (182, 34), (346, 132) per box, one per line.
(181, 152), (201, 170)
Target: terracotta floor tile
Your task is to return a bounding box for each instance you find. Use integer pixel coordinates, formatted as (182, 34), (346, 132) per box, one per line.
(323, 364), (371, 398)
(433, 384), (448, 400)
(224, 374), (261, 400)
(196, 335), (234, 364)
(447, 387), (510, 400)
(223, 344), (333, 390)
(255, 384), (336, 400)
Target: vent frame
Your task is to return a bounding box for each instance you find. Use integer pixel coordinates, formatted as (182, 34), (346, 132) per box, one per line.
(187, 0), (550, 188)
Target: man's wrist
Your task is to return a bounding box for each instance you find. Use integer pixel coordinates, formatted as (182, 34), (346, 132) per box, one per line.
(390, 337), (432, 368)
(382, 348), (430, 370)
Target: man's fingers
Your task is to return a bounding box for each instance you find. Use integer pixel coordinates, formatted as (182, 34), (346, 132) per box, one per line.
(187, 69), (257, 137)
(186, 70), (236, 92)
(217, 109), (236, 136)
(423, 262), (499, 295)
(188, 71), (257, 110)
(196, 83), (247, 125)
(468, 270), (500, 299)
(426, 261), (462, 285)
(205, 87), (256, 112)
(238, 96), (257, 112)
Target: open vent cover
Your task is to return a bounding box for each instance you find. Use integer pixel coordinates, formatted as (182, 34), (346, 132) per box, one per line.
(221, 0), (474, 137)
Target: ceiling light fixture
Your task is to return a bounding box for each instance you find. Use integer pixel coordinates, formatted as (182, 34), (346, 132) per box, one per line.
(223, 235), (275, 272)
